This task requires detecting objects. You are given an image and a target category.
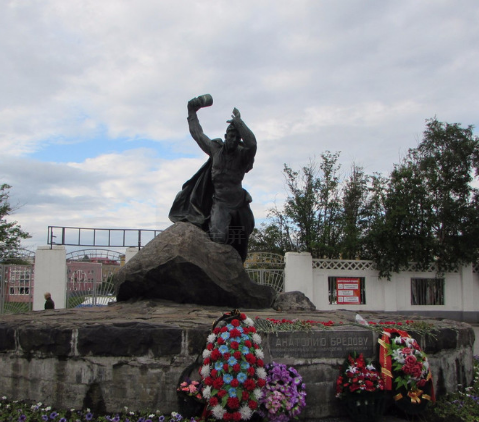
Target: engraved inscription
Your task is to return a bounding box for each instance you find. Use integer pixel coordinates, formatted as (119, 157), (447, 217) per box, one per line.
(268, 331), (373, 358)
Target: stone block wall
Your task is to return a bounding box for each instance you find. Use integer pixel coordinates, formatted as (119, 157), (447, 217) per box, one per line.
(0, 315), (475, 419)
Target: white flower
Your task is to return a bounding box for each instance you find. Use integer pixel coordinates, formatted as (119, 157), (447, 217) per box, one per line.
(207, 333), (217, 343)
(254, 349), (264, 359)
(252, 333), (262, 345)
(200, 364), (211, 378)
(392, 349), (405, 363)
(244, 317), (254, 327)
(240, 405), (253, 420)
(212, 404), (225, 419)
(347, 365), (358, 374)
(366, 364), (376, 371)
(253, 388), (263, 400)
(149, 414), (155, 418)
(256, 367), (267, 379)
(203, 349), (212, 359)
(203, 386), (212, 399)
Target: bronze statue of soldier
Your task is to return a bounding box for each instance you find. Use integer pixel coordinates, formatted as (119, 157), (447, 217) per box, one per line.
(169, 94), (256, 262)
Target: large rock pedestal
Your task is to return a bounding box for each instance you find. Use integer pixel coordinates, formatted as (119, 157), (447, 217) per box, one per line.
(114, 222), (276, 309)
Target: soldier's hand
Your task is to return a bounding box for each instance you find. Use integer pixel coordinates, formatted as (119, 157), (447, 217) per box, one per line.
(187, 98), (201, 112)
(227, 108), (241, 125)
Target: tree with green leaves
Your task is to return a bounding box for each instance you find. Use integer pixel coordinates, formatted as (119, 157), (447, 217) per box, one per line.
(0, 184), (30, 262)
(369, 118), (479, 278)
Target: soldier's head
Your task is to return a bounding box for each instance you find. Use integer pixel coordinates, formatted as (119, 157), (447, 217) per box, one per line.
(225, 124), (240, 152)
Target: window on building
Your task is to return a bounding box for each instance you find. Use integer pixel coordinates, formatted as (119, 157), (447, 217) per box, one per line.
(411, 278), (444, 305)
(328, 277), (366, 305)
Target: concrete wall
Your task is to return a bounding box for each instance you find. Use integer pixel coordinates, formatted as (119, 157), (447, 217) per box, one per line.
(285, 253), (479, 322)
(0, 318), (474, 419)
(33, 246), (67, 310)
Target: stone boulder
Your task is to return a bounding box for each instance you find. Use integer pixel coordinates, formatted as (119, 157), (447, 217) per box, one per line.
(114, 222), (276, 308)
(272, 291), (316, 311)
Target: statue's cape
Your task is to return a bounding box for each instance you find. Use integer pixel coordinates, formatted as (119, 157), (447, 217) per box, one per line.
(168, 158), (214, 230)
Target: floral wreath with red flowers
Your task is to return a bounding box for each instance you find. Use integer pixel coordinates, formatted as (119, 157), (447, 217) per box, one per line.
(379, 328), (434, 413)
(199, 312), (266, 421)
(336, 352), (385, 399)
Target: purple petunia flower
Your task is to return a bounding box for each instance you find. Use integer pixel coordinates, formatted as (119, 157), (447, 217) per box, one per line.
(19, 415), (27, 422)
(50, 411), (59, 419)
(85, 413), (93, 421)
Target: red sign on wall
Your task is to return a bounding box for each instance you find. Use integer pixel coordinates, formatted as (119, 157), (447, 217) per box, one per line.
(336, 277), (361, 304)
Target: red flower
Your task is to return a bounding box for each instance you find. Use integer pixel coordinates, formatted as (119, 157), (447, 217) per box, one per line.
(242, 391), (250, 401)
(248, 400), (257, 410)
(207, 343), (214, 351)
(405, 354), (417, 365)
(213, 327), (221, 335)
(233, 351), (242, 360)
(227, 397), (240, 410)
(244, 340), (252, 348)
(211, 369), (218, 378)
(253, 344), (259, 349)
(204, 376), (213, 386)
(230, 328), (241, 338)
(233, 364), (241, 373)
(257, 359), (264, 367)
(223, 412), (232, 421)
(249, 327), (256, 333)
(232, 412), (242, 421)
(217, 389), (227, 398)
(209, 397), (218, 407)
(246, 354), (256, 364)
(231, 319), (240, 327)
(217, 337), (225, 345)
(240, 313), (246, 320)
(224, 353), (231, 360)
(230, 341), (239, 350)
(213, 377), (224, 389)
(223, 363), (229, 371)
(220, 326), (228, 333)
(243, 379), (256, 391)
(243, 327), (249, 334)
(203, 357), (211, 365)
(247, 367), (255, 376)
(231, 378), (239, 387)
(257, 378), (266, 387)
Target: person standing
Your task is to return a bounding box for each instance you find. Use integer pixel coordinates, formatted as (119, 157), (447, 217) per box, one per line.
(44, 292), (55, 309)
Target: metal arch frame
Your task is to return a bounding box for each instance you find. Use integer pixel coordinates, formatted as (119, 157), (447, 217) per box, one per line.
(66, 248), (124, 263)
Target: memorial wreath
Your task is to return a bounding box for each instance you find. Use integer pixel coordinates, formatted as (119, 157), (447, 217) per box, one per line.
(199, 310), (266, 421)
(378, 328), (435, 414)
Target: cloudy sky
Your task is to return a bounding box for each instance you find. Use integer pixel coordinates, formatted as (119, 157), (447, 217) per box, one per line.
(1, 0), (478, 252)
